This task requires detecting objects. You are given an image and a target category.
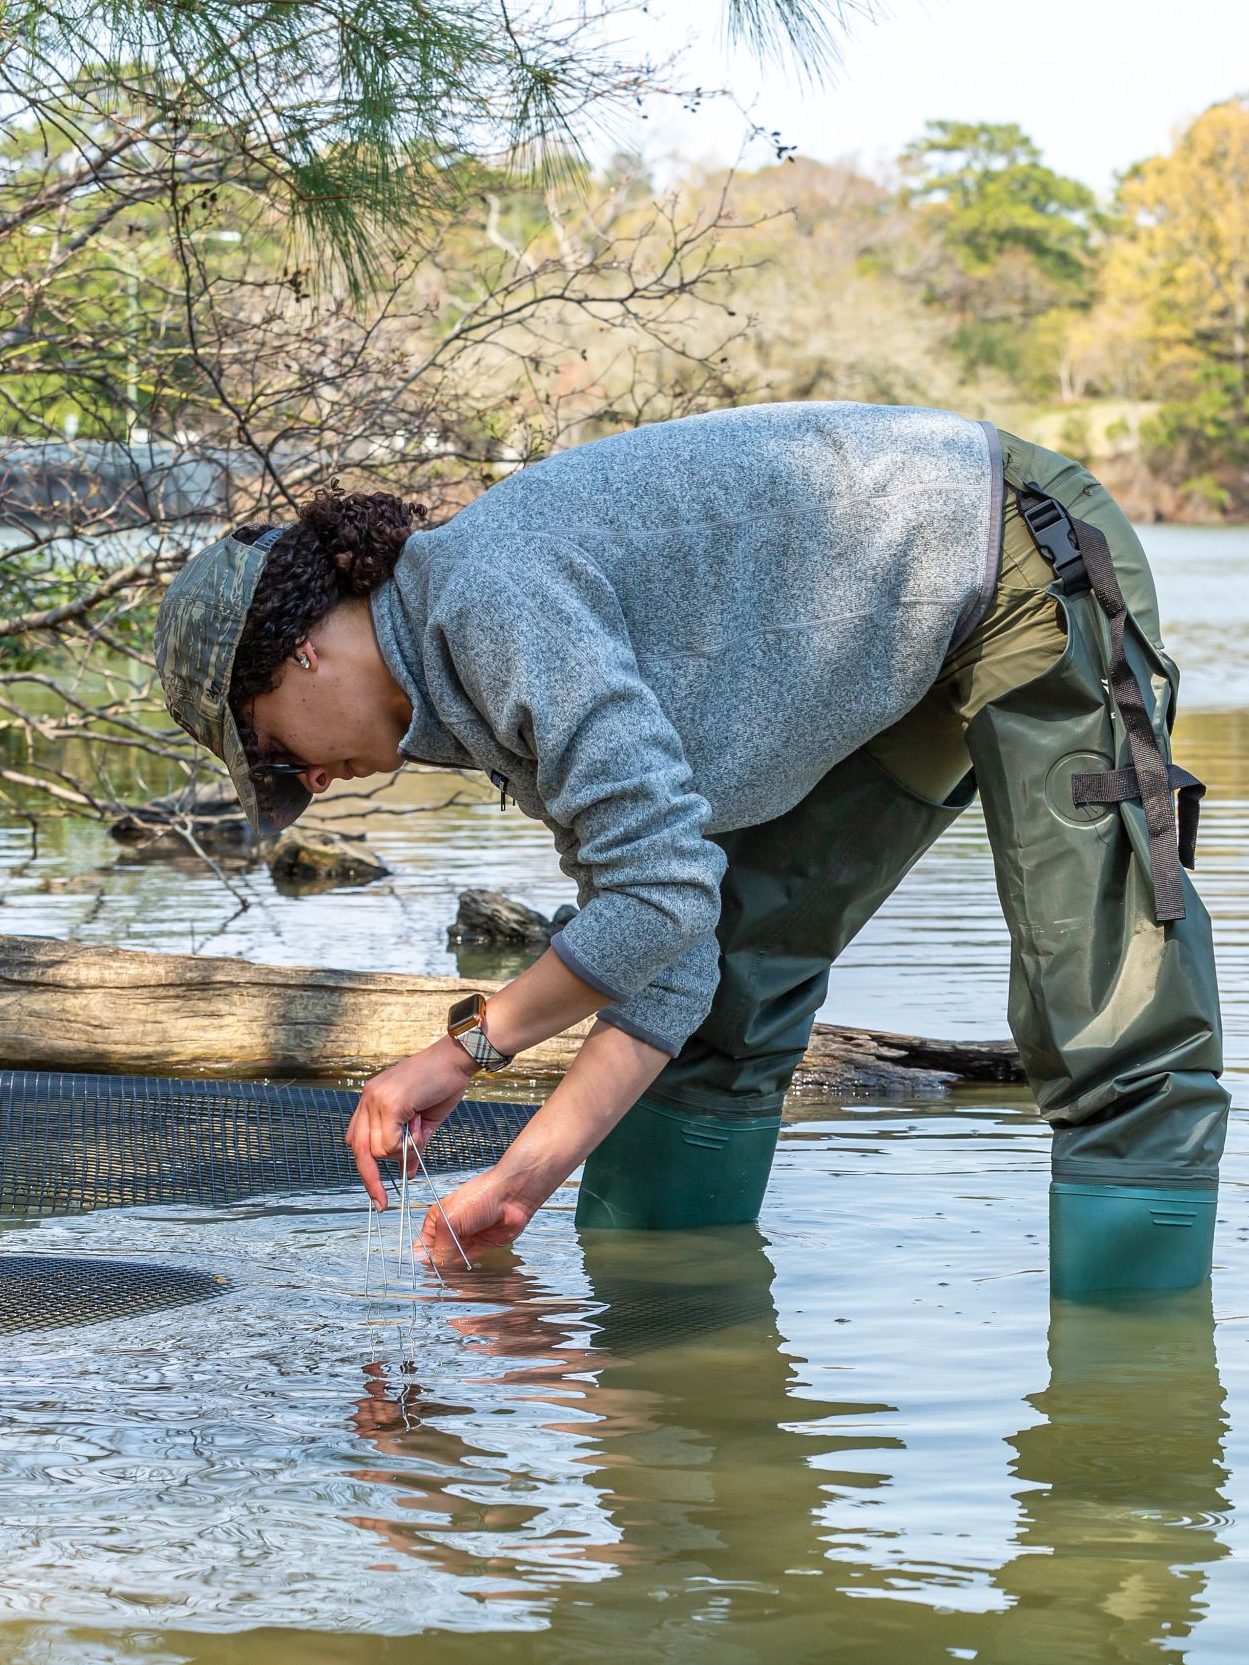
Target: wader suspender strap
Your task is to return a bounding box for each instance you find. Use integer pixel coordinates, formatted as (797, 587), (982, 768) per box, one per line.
(1016, 483), (1205, 924)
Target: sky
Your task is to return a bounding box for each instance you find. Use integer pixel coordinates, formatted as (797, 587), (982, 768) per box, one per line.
(586, 0), (1249, 194)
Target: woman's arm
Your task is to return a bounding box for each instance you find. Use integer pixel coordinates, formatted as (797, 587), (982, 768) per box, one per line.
(343, 945), (663, 1210)
(417, 1017), (670, 1262)
(478, 943), (610, 1057)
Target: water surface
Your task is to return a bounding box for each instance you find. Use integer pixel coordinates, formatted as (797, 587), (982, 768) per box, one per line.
(0, 525), (1247, 1663)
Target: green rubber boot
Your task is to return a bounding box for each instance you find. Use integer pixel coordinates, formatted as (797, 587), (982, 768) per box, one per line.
(966, 434), (1230, 1294)
(1050, 1182), (1218, 1298)
(575, 1098), (782, 1230)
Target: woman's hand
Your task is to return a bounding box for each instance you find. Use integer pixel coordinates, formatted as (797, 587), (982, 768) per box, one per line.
(415, 1018), (671, 1264)
(419, 1166), (544, 1265)
(345, 1035), (477, 1209)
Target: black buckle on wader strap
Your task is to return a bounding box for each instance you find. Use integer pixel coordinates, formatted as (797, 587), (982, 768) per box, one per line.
(1016, 486), (1204, 923)
(1016, 484), (1092, 595)
(1070, 763), (1205, 873)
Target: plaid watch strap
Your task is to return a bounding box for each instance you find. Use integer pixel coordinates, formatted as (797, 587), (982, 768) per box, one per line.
(452, 1023), (512, 1073)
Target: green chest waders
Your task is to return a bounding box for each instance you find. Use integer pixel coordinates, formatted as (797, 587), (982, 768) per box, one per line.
(578, 432), (1229, 1298)
(575, 753), (979, 1230)
(970, 453), (1227, 1297)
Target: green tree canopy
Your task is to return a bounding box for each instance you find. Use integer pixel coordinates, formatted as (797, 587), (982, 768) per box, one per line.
(895, 119), (1097, 389)
(900, 120), (1095, 291)
(1101, 97), (1249, 510)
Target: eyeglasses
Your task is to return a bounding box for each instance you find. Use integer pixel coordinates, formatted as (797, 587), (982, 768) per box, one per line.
(250, 744), (313, 782)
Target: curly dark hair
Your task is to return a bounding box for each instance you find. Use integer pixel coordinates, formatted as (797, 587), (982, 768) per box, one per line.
(229, 480), (427, 764)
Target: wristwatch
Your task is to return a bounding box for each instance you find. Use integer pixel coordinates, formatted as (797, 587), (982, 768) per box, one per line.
(447, 992), (514, 1073)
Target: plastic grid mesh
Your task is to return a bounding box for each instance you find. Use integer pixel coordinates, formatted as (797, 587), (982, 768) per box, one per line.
(0, 1253), (225, 1334)
(0, 1070), (536, 1217)
(584, 1278), (776, 1355)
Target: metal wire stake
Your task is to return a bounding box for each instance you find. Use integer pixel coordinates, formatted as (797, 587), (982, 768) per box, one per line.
(407, 1129), (473, 1270)
(408, 1182), (447, 1292)
(395, 1140), (412, 1286)
(399, 1132), (447, 1290)
(401, 1150), (440, 1290)
(376, 1178), (403, 1296)
(365, 1191), (393, 1299)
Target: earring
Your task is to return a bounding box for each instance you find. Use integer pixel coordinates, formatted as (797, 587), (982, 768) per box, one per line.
(297, 652), (311, 670)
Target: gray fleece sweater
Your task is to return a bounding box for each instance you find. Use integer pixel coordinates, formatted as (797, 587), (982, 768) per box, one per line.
(370, 401), (1003, 1055)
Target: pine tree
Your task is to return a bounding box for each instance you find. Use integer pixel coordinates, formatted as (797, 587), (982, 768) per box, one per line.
(3, 0), (873, 296)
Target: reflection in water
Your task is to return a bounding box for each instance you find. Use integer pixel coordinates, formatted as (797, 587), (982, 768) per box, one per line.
(336, 1238), (1231, 1665)
(990, 1294), (1230, 1665)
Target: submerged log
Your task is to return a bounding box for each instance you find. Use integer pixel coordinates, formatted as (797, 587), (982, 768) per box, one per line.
(108, 780), (256, 857)
(0, 934), (1023, 1092)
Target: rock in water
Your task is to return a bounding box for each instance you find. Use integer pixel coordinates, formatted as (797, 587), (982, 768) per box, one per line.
(448, 888), (554, 946)
(265, 827), (390, 892)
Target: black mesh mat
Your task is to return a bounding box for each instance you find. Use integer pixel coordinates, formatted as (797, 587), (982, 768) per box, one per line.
(0, 1254), (225, 1333)
(584, 1278), (776, 1355)
(0, 1071), (536, 1217)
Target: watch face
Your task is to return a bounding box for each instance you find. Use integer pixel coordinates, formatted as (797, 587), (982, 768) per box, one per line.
(448, 992), (485, 1034)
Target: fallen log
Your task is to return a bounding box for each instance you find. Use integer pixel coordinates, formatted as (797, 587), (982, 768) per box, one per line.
(109, 781), (255, 858)
(0, 934), (1022, 1093)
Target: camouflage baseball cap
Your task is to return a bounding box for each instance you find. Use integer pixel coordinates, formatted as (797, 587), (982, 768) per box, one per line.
(154, 525), (312, 838)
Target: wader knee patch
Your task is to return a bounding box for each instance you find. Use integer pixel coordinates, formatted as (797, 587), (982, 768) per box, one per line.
(1045, 751), (1117, 827)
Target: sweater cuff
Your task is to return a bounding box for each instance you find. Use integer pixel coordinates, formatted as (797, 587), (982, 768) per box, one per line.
(596, 1007), (681, 1058)
(550, 929), (628, 1001)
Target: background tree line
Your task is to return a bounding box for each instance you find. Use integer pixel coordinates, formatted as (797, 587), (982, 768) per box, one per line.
(8, 97), (1247, 523)
(689, 102), (1249, 522)
(0, 0), (1243, 838)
